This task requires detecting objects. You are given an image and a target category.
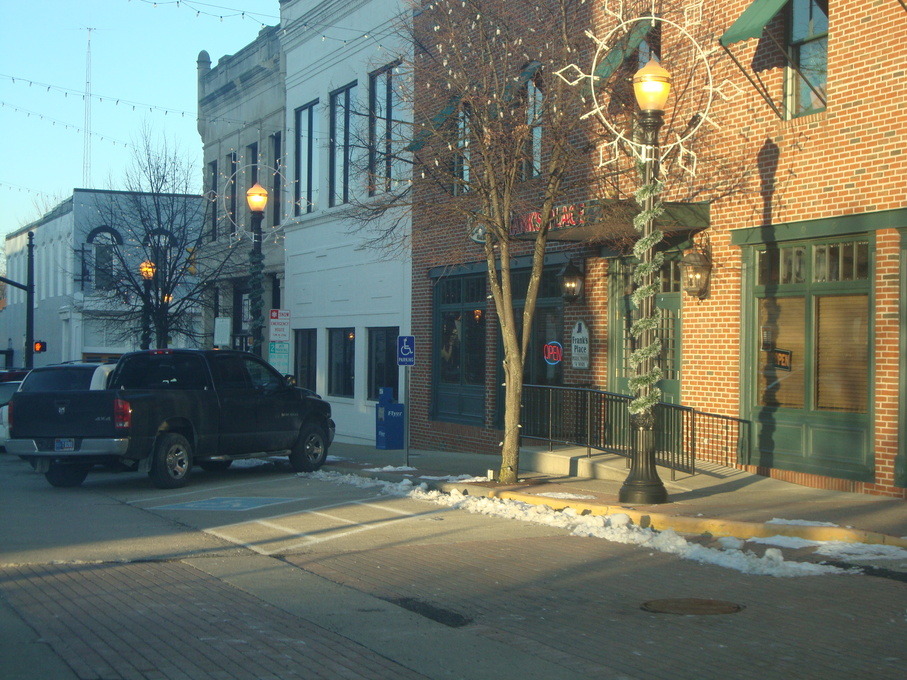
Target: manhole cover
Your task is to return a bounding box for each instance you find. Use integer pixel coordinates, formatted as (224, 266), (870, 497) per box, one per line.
(641, 598), (744, 615)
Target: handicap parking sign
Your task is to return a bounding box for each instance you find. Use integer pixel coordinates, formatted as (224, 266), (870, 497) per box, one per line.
(397, 335), (415, 366)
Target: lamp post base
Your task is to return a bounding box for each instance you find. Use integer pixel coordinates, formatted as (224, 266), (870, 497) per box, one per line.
(618, 412), (669, 505)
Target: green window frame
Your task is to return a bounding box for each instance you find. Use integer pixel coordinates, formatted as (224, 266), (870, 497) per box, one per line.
(786, 0), (828, 118)
(753, 237), (871, 414)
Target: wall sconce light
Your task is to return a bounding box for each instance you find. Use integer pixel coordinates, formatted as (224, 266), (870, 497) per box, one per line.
(558, 261), (584, 302)
(681, 250), (712, 298)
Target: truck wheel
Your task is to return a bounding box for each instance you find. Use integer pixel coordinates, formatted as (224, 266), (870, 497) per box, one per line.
(45, 463), (90, 488)
(198, 460), (232, 472)
(149, 433), (193, 489)
(289, 423), (328, 472)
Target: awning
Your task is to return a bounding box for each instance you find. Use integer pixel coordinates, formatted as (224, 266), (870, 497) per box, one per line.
(404, 95), (461, 152)
(592, 20), (651, 84)
(719, 0), (788, 47)
(510, 199), (710, 242)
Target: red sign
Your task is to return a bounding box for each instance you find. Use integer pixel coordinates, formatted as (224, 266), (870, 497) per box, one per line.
(510, 202), (594, 236)
(543, 341), (563, 365)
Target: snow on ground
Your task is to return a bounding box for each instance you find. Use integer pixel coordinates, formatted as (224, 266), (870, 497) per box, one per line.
(300, 470), (907, 577)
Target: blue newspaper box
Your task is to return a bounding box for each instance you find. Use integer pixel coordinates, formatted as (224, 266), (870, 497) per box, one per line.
(376, 387), (405, 450)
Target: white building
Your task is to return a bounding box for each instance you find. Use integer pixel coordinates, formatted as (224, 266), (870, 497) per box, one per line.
(198, 0), (412, 445)
(197, 24), (286, 355)
(1, 189), (204, 367)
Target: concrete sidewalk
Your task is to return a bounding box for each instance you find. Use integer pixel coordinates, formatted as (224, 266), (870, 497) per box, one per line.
(325, 442), (907, 547)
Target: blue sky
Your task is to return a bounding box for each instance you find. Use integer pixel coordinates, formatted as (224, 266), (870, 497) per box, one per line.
(0, 0), (280, 242)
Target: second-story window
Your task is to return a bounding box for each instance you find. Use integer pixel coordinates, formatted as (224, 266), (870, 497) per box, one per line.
(207, 159), (218, 241)
(523, 79), (543, 180)
(227, 151), (238, 234)
(787, 0), (827, 117)
(369, 63), (400, 195)
(87, 227), (121, 292)
(295, 99), (320, 215)
(270, 132), (282, 226)
(451, 105), (470, 196)
(330, 82), (357, 207)
(246, 141), (259, 186)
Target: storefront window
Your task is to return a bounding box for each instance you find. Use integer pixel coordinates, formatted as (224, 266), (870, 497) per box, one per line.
(433, 274), (486, 423)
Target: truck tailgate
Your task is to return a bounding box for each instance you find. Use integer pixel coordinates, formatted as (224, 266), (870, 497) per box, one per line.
(9, 390), (119, 439)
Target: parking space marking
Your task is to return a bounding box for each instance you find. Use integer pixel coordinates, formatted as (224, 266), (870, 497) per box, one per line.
(204, 496), (449, 556)
(127, 474), (305, 505)
(149, 497), (300, 512)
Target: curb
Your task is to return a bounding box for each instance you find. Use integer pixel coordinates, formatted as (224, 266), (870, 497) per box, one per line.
(324, 464), (907, 548)
(434, 481), (907, 548)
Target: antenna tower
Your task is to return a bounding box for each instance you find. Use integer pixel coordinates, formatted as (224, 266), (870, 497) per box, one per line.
(83, 27), (94, 187)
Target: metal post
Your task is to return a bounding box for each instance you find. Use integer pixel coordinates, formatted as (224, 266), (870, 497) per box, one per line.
(619, 109), (668, 505)
(249, 210), (265, 357)
(25, 233), (35, 369)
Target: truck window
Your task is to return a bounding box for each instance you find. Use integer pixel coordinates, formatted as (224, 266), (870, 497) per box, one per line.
(114, 354), (210, 390)
(210, 356), (252, 390)
(244, 356), (283, 390)
(21, 366), (96, 392)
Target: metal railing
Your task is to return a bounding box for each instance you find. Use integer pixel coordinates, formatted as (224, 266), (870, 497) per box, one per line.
(520, 384), (750, 479)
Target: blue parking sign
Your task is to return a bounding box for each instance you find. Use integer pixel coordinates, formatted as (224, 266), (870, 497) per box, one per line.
(397, 335), (415, 366)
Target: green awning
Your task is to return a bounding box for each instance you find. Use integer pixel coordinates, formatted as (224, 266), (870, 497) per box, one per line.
(405, 95), (462, 152)
(719, 0), (788, 47)
(591, 20), (650, 86)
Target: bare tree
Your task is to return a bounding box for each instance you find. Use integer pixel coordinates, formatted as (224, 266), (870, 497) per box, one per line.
(355, 0), (748, 484)
(82, 133), (242, 349)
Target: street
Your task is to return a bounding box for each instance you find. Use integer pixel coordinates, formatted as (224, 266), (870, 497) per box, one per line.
(1, 452), (904, 680)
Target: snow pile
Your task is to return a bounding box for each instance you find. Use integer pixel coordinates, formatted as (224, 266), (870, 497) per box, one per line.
(303, 470), (873, 577)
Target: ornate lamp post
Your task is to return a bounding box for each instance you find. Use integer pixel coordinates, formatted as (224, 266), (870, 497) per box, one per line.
(246, 182), (269, 357)
(618, 58), (672, 505)
(139, 259), (156, 350)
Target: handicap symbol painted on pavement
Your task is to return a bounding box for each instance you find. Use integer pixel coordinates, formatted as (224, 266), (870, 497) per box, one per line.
(150, 497), (299, 511)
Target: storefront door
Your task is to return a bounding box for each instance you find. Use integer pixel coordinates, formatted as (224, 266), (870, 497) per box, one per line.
(744, 238), (872, 481)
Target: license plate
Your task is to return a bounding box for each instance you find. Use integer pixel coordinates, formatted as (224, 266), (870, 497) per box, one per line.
(54, 438), (75, 452)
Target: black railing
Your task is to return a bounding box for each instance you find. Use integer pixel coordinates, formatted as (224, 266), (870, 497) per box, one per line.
(520, 384), (750, 479)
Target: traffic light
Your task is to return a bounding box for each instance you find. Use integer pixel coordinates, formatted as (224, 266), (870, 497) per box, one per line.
(33, 340), (47, 353)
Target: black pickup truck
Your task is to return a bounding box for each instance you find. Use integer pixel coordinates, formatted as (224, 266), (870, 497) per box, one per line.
(6, 349), (335, 489)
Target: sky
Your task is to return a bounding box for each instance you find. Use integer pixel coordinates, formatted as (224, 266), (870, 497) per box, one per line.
(0, 0), (281, 245)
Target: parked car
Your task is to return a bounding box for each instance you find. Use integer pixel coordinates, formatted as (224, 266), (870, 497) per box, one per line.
(17, 363), (115, 392)
(0, 369), (30, 382)
(0, 380), (23, 451)
(7, 349), (335, 489)
(1, 364), (114, 452)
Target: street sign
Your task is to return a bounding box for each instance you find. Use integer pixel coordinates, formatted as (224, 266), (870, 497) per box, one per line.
(269, 341), (290, 374)
(397, 335), (415, 366)
(269, 309), (290, 342)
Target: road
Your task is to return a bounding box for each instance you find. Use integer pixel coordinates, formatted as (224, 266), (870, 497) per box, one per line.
(0, 453), (904, 680)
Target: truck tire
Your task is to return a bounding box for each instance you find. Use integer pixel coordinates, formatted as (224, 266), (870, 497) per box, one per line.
(45, 463), (90, 488)
(289, 423), (328, 472)
(149, 433), (193, 489)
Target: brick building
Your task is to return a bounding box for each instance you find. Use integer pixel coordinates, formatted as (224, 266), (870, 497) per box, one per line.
(405, 0), (906, 497)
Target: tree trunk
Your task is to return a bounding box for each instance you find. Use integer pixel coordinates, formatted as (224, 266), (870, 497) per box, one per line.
(498, 350), (524, 484)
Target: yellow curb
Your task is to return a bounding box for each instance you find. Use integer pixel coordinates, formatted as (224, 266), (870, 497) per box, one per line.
(474, 488), (907, 548)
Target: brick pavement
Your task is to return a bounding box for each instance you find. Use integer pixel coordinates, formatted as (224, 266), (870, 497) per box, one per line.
(0, 561), (429, 680)
(284, 534), (906, 680)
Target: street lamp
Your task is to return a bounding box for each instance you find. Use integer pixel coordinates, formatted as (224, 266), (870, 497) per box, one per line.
(619, 58), (672, 505)
(246, 182), (268, 357)
(139, 259), (156, 350)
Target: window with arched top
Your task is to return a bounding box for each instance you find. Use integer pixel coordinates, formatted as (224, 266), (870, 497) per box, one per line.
(143, 229), (176, 275)
(87, 227), (122, 291)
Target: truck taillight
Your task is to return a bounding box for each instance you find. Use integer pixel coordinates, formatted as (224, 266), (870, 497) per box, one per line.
(114, 398), (132, 430)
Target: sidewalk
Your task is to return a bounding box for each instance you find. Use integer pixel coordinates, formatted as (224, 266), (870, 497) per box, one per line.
(325, 442), (907, 547)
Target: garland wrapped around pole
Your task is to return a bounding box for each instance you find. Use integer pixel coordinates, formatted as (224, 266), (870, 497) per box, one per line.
(618, 107), (668, 505)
